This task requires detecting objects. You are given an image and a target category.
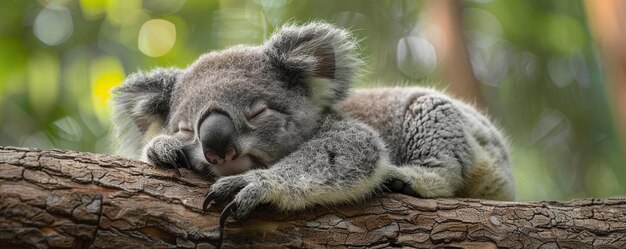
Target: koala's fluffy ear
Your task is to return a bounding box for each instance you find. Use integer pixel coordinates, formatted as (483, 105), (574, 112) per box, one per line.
(111, 68), (182, 156)
(265, 22), (362, 106)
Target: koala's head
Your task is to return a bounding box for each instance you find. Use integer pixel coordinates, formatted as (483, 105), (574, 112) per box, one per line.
(113, 22), (361, 176)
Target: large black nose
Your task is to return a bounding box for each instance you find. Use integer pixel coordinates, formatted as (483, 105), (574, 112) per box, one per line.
(198, 112), (237, 164)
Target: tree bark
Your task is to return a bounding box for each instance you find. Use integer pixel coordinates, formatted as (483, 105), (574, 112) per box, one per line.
(1, 146), (625, 249)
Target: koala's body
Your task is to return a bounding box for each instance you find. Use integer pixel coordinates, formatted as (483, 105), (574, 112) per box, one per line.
(112, 22), (514, 222)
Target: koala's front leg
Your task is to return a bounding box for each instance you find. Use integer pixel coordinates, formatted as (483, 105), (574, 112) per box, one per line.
(203, 119), (392, 223)
(144, 134), (191, 176)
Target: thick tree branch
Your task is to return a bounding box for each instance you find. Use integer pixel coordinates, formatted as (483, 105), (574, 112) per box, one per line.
(1, 146), (625, 248)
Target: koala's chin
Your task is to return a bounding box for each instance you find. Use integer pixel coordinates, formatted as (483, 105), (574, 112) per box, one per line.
(209, 154), (255, 176)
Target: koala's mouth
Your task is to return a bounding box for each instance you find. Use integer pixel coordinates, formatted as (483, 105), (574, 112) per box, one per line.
(209, 153), (259, 176)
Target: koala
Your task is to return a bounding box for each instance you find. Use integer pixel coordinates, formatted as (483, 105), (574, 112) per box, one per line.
(112, 22), (515, 227)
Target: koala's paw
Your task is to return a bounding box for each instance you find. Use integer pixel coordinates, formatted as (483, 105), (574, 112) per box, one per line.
(145, 135), (191, 176)
(203, 173), (268, 227)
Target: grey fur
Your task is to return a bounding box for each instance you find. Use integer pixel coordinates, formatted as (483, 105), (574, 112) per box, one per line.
(111, 22), (515, 221)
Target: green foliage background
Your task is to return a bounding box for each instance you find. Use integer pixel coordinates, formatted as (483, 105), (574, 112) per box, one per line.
(1, 0), (624, 200)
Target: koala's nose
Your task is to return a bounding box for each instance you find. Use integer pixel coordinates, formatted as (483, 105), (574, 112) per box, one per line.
(198, 112), (238, 164)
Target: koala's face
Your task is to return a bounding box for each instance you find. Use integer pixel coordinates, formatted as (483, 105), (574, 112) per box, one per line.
(168, 47), (324, 176)
(113, 22), (360, 176)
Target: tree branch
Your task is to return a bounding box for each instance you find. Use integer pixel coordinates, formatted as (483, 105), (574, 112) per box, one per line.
(1, 146), (625, 248)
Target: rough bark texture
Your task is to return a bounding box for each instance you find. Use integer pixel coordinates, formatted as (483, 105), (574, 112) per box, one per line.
(1, 146), (625, 249)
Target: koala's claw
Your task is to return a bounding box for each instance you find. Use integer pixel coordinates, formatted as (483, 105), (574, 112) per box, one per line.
(154, 158), (182, 177)
(202, 174), (266, 248)
(145, 135), (191, 176)
(203, 191), (217, 211)
(202, 193), (238, 249)
(220, 201), (238, 230)
(148, 150), (190, 177)
(215, 201), (238, 247)
(168, 151), (190, 176)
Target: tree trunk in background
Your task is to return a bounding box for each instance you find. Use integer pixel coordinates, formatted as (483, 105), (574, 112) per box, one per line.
(1, 146), (626, 248)
(585, 0), (626, 156)
(425, 0), (487, 109)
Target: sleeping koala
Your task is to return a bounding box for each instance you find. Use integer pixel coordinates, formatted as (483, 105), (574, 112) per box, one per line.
(112, 22), (515, 225)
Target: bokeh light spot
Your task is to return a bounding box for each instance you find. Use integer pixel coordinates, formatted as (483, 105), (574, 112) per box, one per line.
(79, 0), (106, 20)
(396, 37), (437, 79)
(90, 56), (125, 123)
(33, 6), (74, 46)
(138, 19), (177, 57)
(464, 8), (502, 48)
(548, 55), (574, 87)
(119, 10), (150, 49)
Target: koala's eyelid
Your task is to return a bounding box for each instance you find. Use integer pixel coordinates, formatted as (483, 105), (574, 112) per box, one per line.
(177, 121), (193, 132)
(246, 103), (268, 120)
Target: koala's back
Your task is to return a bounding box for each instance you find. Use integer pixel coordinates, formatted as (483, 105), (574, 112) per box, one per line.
(338, 87), (515, 200)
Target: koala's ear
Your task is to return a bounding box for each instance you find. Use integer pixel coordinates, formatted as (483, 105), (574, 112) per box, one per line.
(112, 68), (182, 134)
(264, 22), (362, 106)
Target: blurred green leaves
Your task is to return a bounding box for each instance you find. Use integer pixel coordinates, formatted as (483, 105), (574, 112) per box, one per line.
(27, 52), (59, 115)
(543, 14), (586, 54)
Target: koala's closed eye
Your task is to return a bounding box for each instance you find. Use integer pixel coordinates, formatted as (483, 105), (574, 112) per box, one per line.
(246, 103), (268, 121)
(176, 121), (194, 137)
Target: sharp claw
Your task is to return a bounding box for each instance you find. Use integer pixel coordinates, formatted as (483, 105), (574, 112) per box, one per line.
(219, 201), (237, 231)
(203, 191), (216, 212)
(214, 201), (237, 249)
(156, 160), (174, 172)
(177, 150), (191, 169)
(154, 158), (181, 177)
